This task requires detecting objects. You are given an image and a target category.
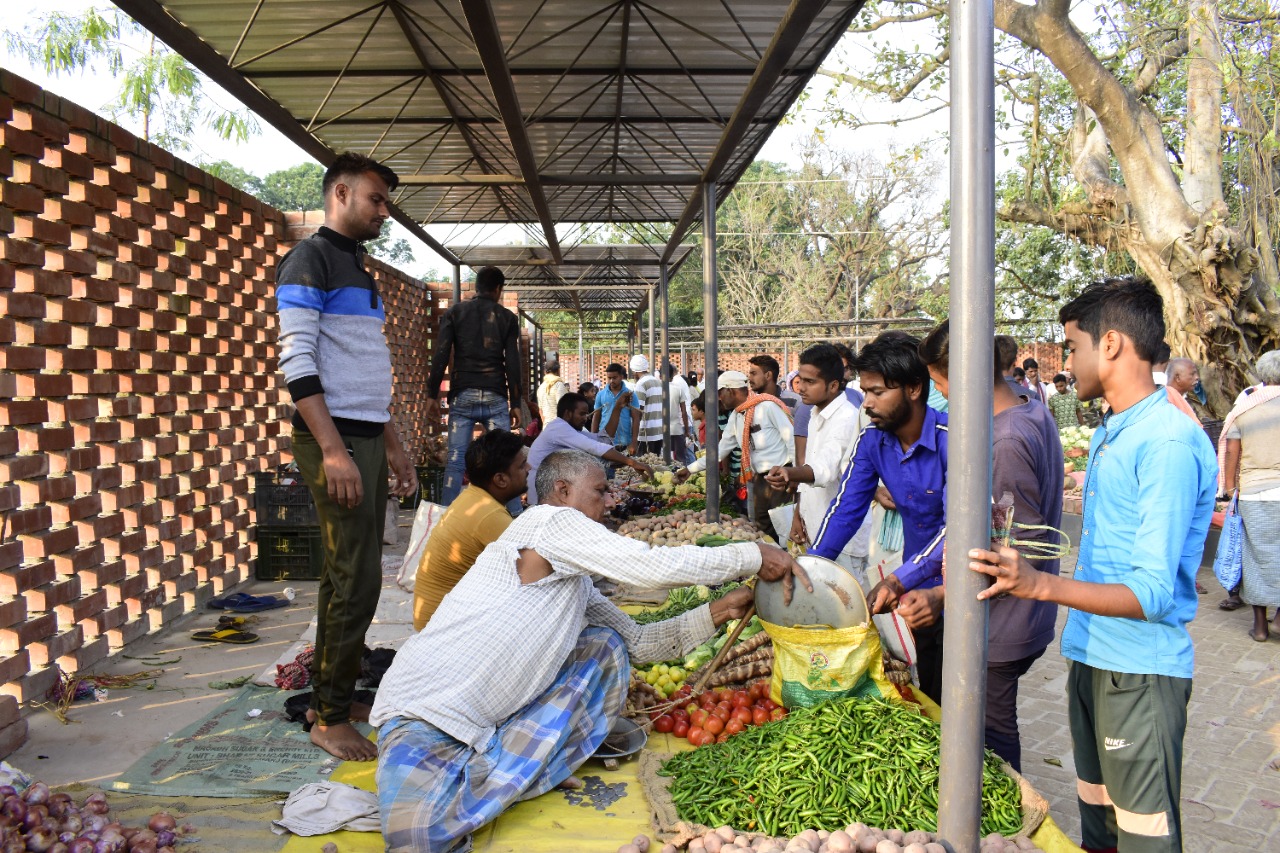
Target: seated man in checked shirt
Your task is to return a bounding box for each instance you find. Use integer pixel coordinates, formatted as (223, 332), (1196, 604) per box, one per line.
(370, 449), (810, 853)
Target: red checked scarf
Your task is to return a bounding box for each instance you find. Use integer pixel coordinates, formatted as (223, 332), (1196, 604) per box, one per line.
(1217, 384), (1280, 491)
(734, 393), (793, 484)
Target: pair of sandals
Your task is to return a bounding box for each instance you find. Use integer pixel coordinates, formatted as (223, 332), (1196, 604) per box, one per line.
(192, 593), (290, 643)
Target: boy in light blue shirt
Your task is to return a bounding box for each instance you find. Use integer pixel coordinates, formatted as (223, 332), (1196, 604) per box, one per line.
(970, 277), (1216, 853)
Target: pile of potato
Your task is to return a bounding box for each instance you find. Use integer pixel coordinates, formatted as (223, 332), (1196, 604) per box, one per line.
(618, 511), (763, 547)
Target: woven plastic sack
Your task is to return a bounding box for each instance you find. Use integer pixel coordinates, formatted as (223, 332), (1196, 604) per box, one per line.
(1213, 492), (1243, 591)
(760, 618), (896, 709)
(395, 501), (445, 592)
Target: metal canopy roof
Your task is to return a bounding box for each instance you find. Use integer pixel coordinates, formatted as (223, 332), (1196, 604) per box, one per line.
(461, 244), (693, 313)
(114, 0), (866, 266)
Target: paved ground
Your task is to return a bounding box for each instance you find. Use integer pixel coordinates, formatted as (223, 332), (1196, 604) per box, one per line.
(1015, 559), (1280, 851)
(8, 509), (1278, 851)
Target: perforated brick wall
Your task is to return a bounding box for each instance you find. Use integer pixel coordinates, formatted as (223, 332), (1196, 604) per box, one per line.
(0, 70), (443, 707)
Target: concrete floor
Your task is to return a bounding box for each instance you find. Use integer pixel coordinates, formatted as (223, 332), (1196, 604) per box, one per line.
(5, 511), (418, 850)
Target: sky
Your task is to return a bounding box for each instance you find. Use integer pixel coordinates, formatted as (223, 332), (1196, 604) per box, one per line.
(0, 0), (957, 279)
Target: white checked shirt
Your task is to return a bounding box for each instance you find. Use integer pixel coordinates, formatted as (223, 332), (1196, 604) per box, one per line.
(369, 505), (763, 749)
(798, 393), (871, 558)
(687, 399), (794, 476)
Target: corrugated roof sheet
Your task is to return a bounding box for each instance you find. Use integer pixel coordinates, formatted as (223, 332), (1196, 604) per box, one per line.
(117, 0), (863, 262)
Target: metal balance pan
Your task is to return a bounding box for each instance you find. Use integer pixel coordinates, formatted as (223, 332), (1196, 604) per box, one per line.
(753, 554), (870, 629)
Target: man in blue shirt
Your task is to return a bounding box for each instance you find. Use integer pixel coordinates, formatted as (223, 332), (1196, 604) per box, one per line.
(809, 331), (947, 699)
(589, 363), (636, 453)
(970, 277), (1216, 853)
(526, 394), (652, 504)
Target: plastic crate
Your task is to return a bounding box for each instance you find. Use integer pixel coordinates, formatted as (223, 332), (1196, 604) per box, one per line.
(254, 470), (319, 527)
(401, 466), (446, 510)
(255, 525), (324, 581)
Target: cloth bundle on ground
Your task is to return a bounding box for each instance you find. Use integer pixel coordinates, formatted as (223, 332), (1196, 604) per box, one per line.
(275, 646), (315, 690)
(274, 781), (381, 836)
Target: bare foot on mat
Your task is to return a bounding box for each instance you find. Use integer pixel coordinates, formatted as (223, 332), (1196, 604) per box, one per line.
(311, 722), (378, 761)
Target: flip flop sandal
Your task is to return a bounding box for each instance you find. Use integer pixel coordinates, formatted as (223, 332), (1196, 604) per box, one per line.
(192, 628), (260, 644)
(1219, 597), (1245, 611)
(216, 614), (258, 629)
(222, 595), (289, 613)
(206, 592), (258, 610)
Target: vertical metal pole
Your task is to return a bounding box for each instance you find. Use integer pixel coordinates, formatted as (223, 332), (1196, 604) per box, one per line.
(452, 264), (461, 305)
(648, 285), (657, 373)
(783, 341), (790, 380)
(702, 183), (720, 523)
(660, 263), (672, 463)
(938, 0), (995, 848)
(578, 316), (585, 386)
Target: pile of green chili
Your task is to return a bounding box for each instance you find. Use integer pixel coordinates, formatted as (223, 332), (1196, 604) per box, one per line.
(659, 696), (1023, 838)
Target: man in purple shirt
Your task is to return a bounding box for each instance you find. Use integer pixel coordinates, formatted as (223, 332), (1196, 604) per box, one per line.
(526, 394), (652, 504)
(912, 320), (1063, 771)
(809, 331), (947, 698)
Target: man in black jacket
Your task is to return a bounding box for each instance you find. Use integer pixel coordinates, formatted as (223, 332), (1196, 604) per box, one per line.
(426, 267), (524, 510)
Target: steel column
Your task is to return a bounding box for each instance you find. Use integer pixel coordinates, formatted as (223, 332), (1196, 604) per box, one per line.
(578, 317), (585, 387)
(702, 183), (720, 522)
(660, 262), (671, 463)
(452, 264), (461, 305)
(937, 0), (996, 848)
(648, 286), (657, 379)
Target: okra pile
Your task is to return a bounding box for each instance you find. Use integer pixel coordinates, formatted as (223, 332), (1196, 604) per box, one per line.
(659, 696), (1024, 839)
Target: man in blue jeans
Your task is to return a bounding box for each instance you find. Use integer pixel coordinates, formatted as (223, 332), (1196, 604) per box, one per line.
(426, 267), (524, 513)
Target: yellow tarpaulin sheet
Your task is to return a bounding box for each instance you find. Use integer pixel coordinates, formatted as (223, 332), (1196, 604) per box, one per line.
(280, 726), (1081, 853)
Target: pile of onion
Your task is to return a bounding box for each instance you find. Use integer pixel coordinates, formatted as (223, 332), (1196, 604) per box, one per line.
(0, 782), (185, 853)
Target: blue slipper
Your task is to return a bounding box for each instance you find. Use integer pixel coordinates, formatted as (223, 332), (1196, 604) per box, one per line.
(208, 593), (289, 612)
(207, 593), (257, 610)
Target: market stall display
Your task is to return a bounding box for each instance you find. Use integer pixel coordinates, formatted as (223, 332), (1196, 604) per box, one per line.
(618, 513), (765, 547)
(656, 696), (1031, 841)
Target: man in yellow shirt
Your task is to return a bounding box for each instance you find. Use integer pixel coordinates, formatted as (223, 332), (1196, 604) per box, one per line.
(413, 430), (529, 629)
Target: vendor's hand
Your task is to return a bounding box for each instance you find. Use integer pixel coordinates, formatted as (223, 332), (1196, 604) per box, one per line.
(898, 586), (945, 629)
(764, 465), (790, 490)
(620, 391), (633, 406)
(387, 445), (417, 499)
(968, 545), (1046, 601)
(708, 587), (754, 626)
(424, 397), (441, 422)
(631, 461), (655, 479)
(674, 468), (692, 484)
(756, 543), (814, 606)
(323, 449), (363, 509)
(509, 407), (522, 430)
(627, 442), (638, 456)
(874, 485), (896, 510)
(867, 573), (907, 615)
(788, 511), (808, 547)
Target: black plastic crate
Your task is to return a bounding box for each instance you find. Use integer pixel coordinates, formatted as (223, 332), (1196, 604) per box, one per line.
(401, 466), (446, 510)
(254, 470), (319, 527)
(255, 525), (324, 581)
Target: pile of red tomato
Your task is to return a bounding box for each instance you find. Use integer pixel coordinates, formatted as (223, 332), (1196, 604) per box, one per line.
(650, 681), (787, 747)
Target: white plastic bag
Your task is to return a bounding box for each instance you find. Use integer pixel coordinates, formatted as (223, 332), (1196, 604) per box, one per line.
(396, 501), (445, 592)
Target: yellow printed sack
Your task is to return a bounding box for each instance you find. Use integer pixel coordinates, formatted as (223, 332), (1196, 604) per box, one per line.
(760, 618), (897, 709)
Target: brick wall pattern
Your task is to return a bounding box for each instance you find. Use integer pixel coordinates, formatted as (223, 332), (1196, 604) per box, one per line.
(0, 70), (445, 704)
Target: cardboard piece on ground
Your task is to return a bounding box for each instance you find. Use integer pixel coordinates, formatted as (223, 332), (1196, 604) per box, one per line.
(112, 685), (368, 797)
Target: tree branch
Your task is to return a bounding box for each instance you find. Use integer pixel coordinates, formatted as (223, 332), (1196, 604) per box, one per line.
(817, 46), (949, 103)
(1132, 35), (1187, 96)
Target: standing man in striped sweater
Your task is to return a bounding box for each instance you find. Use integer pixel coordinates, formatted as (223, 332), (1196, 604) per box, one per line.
(276, 153), (417, 761)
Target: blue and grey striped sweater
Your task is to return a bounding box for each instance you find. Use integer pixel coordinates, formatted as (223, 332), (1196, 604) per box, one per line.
(275, 226), (392, 436)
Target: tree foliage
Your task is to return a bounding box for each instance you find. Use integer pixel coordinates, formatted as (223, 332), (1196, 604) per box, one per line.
(822, 0), (1280, 413)
(4, 6), (258, 152)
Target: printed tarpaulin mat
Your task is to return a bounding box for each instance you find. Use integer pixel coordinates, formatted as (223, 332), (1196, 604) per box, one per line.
(111, 685), (370, 797)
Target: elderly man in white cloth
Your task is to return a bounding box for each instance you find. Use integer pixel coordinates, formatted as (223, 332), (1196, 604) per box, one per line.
(370, 449), (810, 853)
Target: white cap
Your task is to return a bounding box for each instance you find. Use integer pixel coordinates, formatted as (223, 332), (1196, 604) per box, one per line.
(718, 370), (749, 389)
(629, 354), (650, 373)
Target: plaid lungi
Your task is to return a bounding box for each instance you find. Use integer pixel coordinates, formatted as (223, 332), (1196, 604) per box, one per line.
(376, 626), (628, 853)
